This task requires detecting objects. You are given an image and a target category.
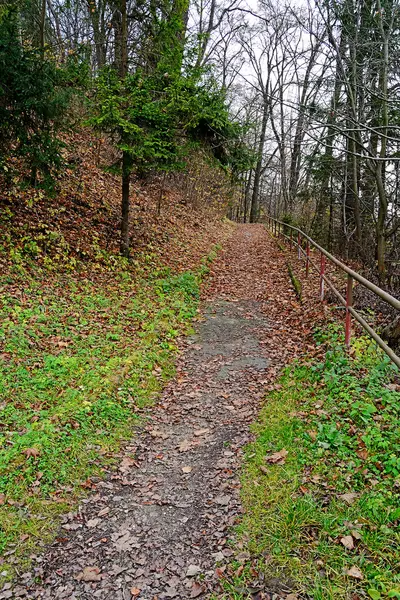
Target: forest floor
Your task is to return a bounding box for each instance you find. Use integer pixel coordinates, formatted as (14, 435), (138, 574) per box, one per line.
(2, 225), (399, 600)
(3, 225), (319, 599)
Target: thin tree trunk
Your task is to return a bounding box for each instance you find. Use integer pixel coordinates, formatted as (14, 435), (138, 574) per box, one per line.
(243, 169), (252, 223)
(375, 0), (390, 282)
(250, 101), (268, 223)
(40, 0), (46, 54)
(121, 151), (130, 257)
(118, 0), (130, 257)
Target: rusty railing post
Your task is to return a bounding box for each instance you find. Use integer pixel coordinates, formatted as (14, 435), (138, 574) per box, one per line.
(345, 274), (353, 348)
(306, 240), (310, 277)
(297, 232), (301, 259)
(320, 253), (326, 300)
(290, 229), (293, 248)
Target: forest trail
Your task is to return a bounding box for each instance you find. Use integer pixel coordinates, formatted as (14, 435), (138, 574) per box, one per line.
(9, 225), (312, 600)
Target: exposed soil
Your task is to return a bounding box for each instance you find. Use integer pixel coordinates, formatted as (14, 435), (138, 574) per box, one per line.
(3, 225), (327, 600)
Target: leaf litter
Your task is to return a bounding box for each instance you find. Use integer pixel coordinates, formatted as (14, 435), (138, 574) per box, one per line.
(4, 225), (321, 599)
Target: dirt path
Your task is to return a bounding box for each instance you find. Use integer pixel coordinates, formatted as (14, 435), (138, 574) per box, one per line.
(6, 225), (314, 600)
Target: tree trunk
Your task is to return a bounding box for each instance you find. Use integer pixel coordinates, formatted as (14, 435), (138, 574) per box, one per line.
(243, 169), (253, 223)
(40, 0), (46, 55)
(250, 100), (268, 223)
(375, 0), (390, 283)
(116, 0), (130, 257)
(87, 0), (106, 69)
(121, 151), (130, 257)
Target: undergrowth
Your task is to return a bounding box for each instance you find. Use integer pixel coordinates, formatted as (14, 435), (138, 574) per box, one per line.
(0, 247), (218, 580)
(223, 325), (400, 599)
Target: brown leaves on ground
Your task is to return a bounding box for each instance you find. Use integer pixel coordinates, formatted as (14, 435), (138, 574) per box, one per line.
(178, 439), (192, 452)
(190, 582), (205, 597)
(22, 448), (40, 459)
(76, 566), (102, 582)
(346, 565), (363, 580)
(203, 225), (329, 371)
(2, 130), (234, 276)
(338, 492), (358, 505)
(265, 449), (288, 465)
(193, 428), (210, 437)
(340, 535), (355, 550)
(119, 456), (138, 473)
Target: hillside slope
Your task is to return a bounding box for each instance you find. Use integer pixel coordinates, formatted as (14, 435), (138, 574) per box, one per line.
(1, 130), (236, 273)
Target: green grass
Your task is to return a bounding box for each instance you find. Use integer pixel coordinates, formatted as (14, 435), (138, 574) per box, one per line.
(222, 325), (400, 600)
(0, 250), (217, 580)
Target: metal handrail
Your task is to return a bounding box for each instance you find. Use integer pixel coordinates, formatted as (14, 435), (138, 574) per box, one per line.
(266, 216), (400, 370)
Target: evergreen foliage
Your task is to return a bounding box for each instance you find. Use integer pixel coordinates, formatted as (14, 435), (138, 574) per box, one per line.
(0, 8), (70, 187)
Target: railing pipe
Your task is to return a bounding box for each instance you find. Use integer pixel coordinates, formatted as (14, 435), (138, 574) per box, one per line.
(267, 217), (400, 312)
(320, 253), (326, 301)
(266, 216), (400, 370)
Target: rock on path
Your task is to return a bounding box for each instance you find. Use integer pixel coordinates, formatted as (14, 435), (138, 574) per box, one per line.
(5, 225), (298, 600)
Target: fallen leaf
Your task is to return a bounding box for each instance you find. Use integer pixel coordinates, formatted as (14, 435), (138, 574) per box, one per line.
(76, 566), (102, 582)
(338, 492), (358, 505)
(356, 449), (368, 460)
(194, 428), (210, 437)
(178, 440), (192, 452)
(97, 507), (110, 517)
(23, 448), (40, 459)
(182, 466), (192, 473)
(86, 518), (101, 528)
(190, 582), (205, 598)
(265, 449), (288, 464)
(186, 564), (201, 577)
(351, 530), (362, 540)
(120, 456), (137, 472)
(340, 535), (354, 550)
(131, 587), (141, 597)
(150, 429), (169, 440)
(215, 494), (230, 506)
(346, 565), (363, 580)
(0, 494), (5, 505)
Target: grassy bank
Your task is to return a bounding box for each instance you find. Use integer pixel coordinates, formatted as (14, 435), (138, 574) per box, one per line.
(225, 326), (400, 599)
(0, 247), (219, 580)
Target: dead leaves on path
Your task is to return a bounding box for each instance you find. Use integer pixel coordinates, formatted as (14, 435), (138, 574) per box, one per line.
(76, 566), (102, 582)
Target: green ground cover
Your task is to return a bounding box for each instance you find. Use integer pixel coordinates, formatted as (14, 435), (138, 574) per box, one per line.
(0, 248), (218, 579)
(224, 326), (400, 600)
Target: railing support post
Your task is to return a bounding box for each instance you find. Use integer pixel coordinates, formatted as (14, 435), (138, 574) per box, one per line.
(345, 274), (353, 348)
(290, 229), (293, 248)
(297, 233), (301, 259)
(320, 253), (326, 300)
(306, 241), (310, 277)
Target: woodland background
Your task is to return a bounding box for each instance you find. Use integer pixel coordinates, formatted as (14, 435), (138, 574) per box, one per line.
(1, 0), (400, 285)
